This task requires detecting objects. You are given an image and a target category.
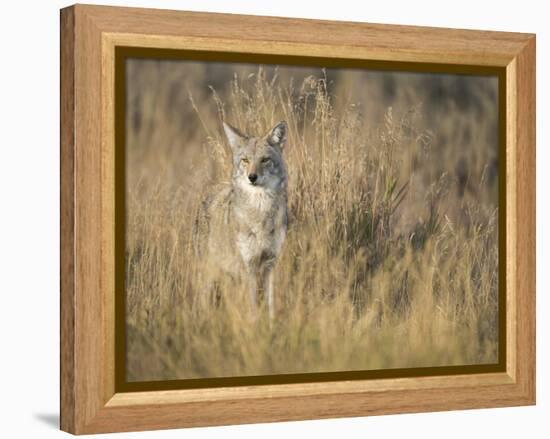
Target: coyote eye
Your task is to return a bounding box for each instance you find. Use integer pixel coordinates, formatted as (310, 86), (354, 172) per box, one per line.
(241, 158), (250, 164)
(261, 157), (271, 164)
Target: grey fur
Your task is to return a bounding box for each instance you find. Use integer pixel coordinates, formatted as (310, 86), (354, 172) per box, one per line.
(194, 121), (289, 318)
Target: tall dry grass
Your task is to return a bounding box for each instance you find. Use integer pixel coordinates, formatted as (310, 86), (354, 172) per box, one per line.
(125, 62), (499, 381)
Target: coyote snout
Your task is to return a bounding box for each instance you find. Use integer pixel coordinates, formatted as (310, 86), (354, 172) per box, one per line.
(194, 121), (289, 318)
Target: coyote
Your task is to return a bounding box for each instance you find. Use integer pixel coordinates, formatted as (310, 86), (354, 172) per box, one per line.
(194, 121), (289, 318)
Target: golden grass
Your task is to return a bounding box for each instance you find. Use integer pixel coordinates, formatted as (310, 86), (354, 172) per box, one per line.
(125, 62), (499, 381)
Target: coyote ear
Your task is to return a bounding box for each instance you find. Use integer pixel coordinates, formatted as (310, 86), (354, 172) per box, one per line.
(223, 122), (246, 151)
(267, 121), (288, 148)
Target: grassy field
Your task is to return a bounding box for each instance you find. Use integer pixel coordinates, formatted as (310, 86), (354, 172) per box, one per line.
(125, 60), (500, 381)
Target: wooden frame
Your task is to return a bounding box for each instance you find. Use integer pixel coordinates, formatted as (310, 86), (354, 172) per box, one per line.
(60, 4), (535, 434)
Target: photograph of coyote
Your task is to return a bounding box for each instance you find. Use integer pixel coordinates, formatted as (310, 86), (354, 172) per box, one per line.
(125, 57), (500, 382)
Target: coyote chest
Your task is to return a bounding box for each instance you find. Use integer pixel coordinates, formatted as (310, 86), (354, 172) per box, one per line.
(234, 189), (287, 270)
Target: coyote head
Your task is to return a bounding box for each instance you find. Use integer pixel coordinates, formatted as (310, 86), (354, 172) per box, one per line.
(223, 121), (288, 192)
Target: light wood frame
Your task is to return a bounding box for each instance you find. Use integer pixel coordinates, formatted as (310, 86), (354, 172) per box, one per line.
(60, 4), (536, 434)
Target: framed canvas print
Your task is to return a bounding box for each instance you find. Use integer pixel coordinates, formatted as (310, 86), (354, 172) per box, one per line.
(60, 4), (536, 434)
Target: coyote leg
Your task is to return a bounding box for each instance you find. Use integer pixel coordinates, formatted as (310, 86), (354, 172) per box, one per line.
(257, 266), (275, 320)
(265, 271), (275, 319)
(248, 275), (258, 314)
